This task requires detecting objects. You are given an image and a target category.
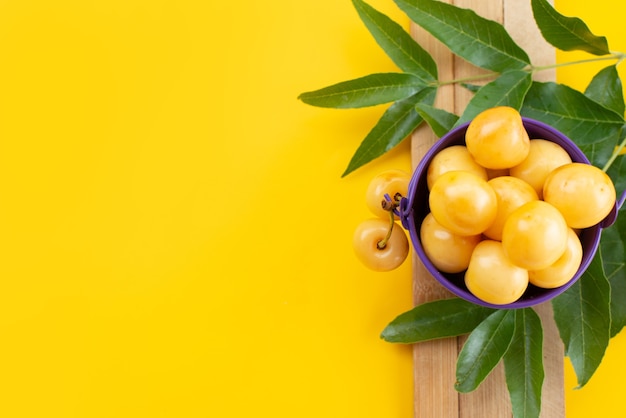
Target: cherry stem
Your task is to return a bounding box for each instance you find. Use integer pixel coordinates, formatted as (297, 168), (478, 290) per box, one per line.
(377, 193), (403, 250)
(377, 208), (396, 250)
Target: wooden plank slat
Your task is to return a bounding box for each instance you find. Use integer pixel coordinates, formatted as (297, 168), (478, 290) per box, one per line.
(409, 1), (564, 417)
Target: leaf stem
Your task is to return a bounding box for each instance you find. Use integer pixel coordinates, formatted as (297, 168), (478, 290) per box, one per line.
(531, 52), (626, 73)
(433, 52), (626, 89)
(434, 72), (499, 87)
(602, 130), (626, 172)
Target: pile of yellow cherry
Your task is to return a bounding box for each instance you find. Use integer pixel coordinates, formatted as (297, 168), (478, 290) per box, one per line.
(355, 106), (617, 306)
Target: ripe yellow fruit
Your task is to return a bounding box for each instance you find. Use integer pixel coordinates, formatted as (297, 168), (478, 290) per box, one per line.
(464, 240), (529, 305)
(365, 169), (411, 219)
(486, 168), (510, 179)
(483, 176), (539, 241)
(510, 139), (572, 198)
(420, 213), (482, 273)
(465, 106), (530, 169)
(529, 228), (583, 289)
(352, 219), (409, 272)
(543, 162), (616, 229)
(502, 200), (569, 270)
(429, 170), (498, 236)
(426, 145), (488, 190)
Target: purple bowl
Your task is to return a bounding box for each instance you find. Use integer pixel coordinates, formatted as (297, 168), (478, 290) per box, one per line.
(399, 118), (621, 309)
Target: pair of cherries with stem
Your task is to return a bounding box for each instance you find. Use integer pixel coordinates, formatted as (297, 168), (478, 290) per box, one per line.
(352, 170), (411, 272)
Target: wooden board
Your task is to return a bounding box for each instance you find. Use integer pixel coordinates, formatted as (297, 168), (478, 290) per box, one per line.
(409, 1), (564, 417)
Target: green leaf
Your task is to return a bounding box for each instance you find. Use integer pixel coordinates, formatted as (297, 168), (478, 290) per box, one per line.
(605, 133), (626, 192)
(601, 208), (626, 337)
(578, 132), (620, 169)
(342, 87), (436, 177)
(609, 266), (626, 338)
(414, 103), (458, 137)
(552, 252), (611, 388)
(298, 73), (426, 109)
(456, 70), (532, 126)
(521, 81), (624, 146)
(455, 309), (516, 393)
(504, 308), (544, 418)
(585, 65), (625, 117)
(393, 0), (530, 72)
(352, 0), (437, 80)
(531, 0), (610, 55)
(461, 83), (482, 93)
(380, 297), (495, 343)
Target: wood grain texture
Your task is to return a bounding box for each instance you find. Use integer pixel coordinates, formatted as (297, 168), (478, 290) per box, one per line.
(409, 1), (564, 417)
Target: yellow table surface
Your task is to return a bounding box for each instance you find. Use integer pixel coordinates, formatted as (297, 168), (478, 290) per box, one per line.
(0, 0), (624, 416)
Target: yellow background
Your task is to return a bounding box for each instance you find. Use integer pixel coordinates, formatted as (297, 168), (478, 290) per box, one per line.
(0, 0), (623, 416)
